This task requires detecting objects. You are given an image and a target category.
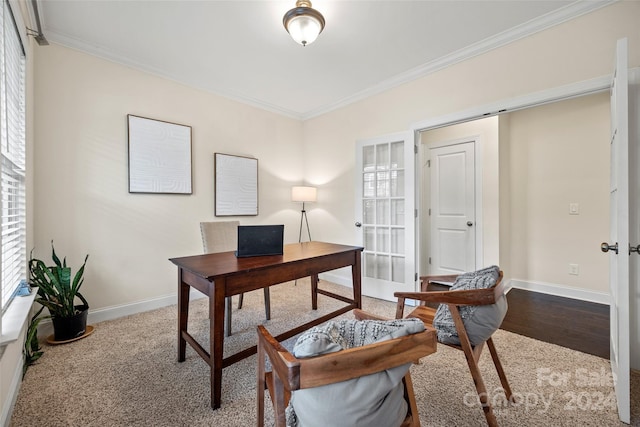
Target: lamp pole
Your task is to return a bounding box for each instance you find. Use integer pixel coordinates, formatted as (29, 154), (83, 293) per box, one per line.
(298, 201), (312, 242)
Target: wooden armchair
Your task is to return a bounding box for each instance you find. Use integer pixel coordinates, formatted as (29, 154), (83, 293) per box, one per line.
(394, 270), (514, 427)
(256, 315), (438, 427)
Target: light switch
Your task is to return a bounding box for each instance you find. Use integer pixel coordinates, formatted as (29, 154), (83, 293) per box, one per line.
(569, 264), (579, 275)
(569, 203), (579, 215)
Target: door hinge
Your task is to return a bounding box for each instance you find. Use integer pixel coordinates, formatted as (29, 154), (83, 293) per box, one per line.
(428, 208), (431, 216)
(414, 145), (418, 154)
(415, 209), (418, 218)
(414, 272), (418, 282)
(428, 257), (432, 265)
(427, 159), (431, 167)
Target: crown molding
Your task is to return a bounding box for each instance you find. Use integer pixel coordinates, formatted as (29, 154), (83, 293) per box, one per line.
(301, 0), (616, 120)
(43, 0), (616, 122)
(43, 32), (305, 120)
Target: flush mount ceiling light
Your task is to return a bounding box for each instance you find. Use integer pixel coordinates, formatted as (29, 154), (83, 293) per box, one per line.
(283, 0), (325, 47)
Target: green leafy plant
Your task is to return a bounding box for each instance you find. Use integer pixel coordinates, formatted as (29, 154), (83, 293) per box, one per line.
(23, 306), (44, 377)
(28, 241), (89, 318)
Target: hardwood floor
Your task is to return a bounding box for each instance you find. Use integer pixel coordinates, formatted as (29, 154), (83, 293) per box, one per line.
(501, 288), (609, 359)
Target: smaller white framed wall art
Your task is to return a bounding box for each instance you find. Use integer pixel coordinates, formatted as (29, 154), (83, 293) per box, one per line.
(127, 114), (193, 194)
(214, 153), (258, 216)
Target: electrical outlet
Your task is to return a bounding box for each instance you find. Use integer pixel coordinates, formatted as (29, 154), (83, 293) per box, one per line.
(569, 203), (579, 215)
(569, 264), (579, 275)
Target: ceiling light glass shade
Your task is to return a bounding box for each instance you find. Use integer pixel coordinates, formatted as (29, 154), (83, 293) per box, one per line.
(283, 0), (325, 47)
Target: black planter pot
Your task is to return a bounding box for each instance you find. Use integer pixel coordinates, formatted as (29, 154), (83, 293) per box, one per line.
(52, 305), (89, 341)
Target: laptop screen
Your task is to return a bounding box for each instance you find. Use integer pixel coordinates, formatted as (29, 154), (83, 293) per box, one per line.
(235, 225), (284, 257)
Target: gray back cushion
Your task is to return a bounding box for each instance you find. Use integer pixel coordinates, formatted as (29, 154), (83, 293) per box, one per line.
(286, 318), (425, 427)
(432, 266), (507, 346)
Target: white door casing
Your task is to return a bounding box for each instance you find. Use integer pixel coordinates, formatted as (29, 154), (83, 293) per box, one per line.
(429, 141), (476, 274)
(355, 132), (416, 301)
(605, 37), (630, 424)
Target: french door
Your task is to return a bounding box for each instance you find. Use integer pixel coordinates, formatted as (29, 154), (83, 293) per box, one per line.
(604, 37), (630, 424)
(355, 132), (416, 301)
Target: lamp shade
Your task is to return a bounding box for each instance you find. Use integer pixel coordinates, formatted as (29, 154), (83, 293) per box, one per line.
(291, 186), (317, 202)
(283, 0), (325, 46)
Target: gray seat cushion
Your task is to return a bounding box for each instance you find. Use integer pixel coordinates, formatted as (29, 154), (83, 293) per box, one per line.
(432, 265), (507, 346)
(285, 318), (425, 427)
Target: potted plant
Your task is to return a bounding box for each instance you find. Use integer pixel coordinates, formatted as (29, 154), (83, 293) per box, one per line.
(28, 241), (90, 342)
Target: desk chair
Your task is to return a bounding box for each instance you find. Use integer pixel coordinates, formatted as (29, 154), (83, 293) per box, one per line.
(393, 267), (514, 427)
(256, 312), (437, 427)
(200, 221), (271, 337)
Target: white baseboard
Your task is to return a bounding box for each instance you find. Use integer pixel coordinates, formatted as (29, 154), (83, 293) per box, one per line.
(508, 279), (609, 305)
(318, 271), (353, 288)
(320, 272), (610, 306)
(37, 292), (196, 338)
(35, 277), (609, 334)
(88, 294), (178, 324)
(88, 288), (213, 325)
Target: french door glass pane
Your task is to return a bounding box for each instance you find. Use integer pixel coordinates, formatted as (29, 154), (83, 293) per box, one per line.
(376, 255), (390, 280)
(391, 199), (404, 226)
(363, 172), (375, 198)
(390, 141), (404, 169)
(390, 170), (404, 197)
(376, 144), (389, 170)
(363, 146), (375, 172)
(376, 227), (389, 253)
(391, 228), (404, 254)
(364, 226), (375, 251)
(392, 256), (405, 283)
(376, 171), (389, 197)
(376, 199), (389, 225)
(363, 199), (375, 224)
(365, 253), (376, 278)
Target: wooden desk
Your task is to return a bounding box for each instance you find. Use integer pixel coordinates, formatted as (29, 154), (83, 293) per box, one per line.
(169, 241), (363, 409)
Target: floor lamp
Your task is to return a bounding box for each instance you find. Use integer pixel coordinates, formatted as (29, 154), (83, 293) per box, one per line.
(291, 186), (317, 242)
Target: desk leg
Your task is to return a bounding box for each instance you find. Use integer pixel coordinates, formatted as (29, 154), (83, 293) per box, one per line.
(178, 268), (190, 362)
(210, 278), (226, 409)
(353, 251), (362, 309)
(311, 274), (318, 310)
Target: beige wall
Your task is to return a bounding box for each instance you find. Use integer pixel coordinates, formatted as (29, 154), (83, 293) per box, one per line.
(30, 2), (639, 308)
(304, 1), (639, 288)
(33, 43), (304, 310)
(504, 93), (610, 292)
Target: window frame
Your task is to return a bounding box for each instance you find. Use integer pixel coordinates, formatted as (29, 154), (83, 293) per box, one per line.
(0, 0), (28, 316)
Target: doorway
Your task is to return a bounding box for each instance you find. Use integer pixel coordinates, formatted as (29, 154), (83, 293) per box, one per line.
(418, 115), (500, 276)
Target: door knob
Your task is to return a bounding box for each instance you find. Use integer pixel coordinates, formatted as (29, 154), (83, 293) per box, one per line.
(600, 242), (618, 254)
(630, 244), (640, 255)
(355, 222), (362, 227)
(467, 221), (473, 227)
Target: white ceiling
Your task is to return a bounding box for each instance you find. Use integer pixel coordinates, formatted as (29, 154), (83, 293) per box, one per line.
(35, 0), (612, 119)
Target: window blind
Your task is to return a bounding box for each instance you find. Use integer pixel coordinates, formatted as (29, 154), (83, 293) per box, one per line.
(0, 0), (26, 312)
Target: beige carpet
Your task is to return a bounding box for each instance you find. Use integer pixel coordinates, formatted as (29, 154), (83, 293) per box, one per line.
(11, 279), (640, 426)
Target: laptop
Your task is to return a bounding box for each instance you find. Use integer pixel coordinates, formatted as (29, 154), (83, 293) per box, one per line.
(235, 225), (284, 257)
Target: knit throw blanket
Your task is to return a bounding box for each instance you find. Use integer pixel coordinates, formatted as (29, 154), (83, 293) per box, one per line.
(432, 265), (500, 343)
(285, 317), (425, 427)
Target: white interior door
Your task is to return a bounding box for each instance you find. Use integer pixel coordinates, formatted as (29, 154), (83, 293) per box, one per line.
(355, 132), (415, 301)
(605, 37), (630, 424)
(429, 141), (476, 274)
